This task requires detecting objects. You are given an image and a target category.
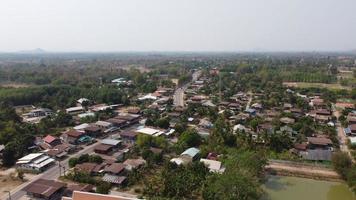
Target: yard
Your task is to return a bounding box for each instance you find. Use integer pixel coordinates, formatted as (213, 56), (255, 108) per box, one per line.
(0, 168), (28, 197)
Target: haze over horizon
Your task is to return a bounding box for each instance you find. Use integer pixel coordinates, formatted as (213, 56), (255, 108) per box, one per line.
(1, 0), (356, 52)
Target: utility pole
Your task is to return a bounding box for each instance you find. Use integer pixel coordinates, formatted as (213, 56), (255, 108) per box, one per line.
(58, 161), (62, 176)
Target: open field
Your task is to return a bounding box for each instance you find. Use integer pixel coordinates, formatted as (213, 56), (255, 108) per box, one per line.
(0, 168), (27, 196)
(0, 82), (32, 88)
(283, 82), (352, 90)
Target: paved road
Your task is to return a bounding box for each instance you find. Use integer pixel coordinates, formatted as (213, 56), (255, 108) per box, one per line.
(173, 70), (201, 108)
(245, 91), (253, 110)
(173, 87), (185, 107)
(6, 123), (141, 200)
(5, 141), (102, 200)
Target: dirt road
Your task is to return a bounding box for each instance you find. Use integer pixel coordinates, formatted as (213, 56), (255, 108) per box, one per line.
(266, 161), (340, 181)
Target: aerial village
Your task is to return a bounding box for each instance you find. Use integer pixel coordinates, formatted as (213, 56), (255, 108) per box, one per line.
(1, 60), (356, 200)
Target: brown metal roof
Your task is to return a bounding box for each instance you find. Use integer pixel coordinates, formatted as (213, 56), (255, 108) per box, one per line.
(104, 163), (126, 174)
(23, 179), (66, 198)
(66, 130), (84, 138)
(307, 137), (332, 146)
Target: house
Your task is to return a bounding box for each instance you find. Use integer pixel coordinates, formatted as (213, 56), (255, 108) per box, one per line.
(136, 127), (165, 137)
(104, 163), (126, 175)
(64, 184), (93, 197)
(335, 102), (354, 110)
(46, 143), (71, 159)
(181, 147), (200, 159)
(102, 174), (127, 185)
(258, 123), (274, 134)
(23, 179), (66, 200)
(310, 98), (326, 108)
(347, 115), (356, 125)
(228, 103), (241, 110)
(119, 131), (138, 142)
(123, 158), (146, 171)
(251, 103), (263, 110)
(283, 103), (293, 110)
(349, 137), (356, 145)
(199, 118), (213, 129)
(233, 124), (248, 133)
(66, 106), (85, 115)
(244, 108), (256, 116)
(74, 123), (91, 131)
(75, 163), (105, 175)
(302, 149), (332, 161)
(78, 112), (95, 119)
(23, 108), (53, 118)
(101, 139), (121, 148)
(106, 118), (127, 128)
(43, 135), (62, 148)
(63, 130), (86, 144)
(290, 108), (304, 118)
(95, 121), (113, 130)
(171, 147), (200, 165)
(16, 153), (55, 172)
(115, 114), (141, 125)
(348, 124), (356, 135)
(293, 143), (307, 151)
(22, 108), (54, 124)
(202, 100), (216, 108)
(84, 125), (102, 137)
(77, 98), (90, 105)
(307, 137), (333, 150)
(315, 109), (331, 116)
(94, 144), (114, 155)
(280, 117), (295, 125)
(277, 126), (298, 138)
(171, 148), (200, 165)
(200, 159), (225, 174)
(62, 191), (139, 200)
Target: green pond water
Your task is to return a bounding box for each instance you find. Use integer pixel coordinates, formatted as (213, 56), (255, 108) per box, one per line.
(262, 176), (356, 200)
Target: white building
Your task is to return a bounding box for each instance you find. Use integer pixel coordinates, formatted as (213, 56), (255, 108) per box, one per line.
(16, 153), (55, 172)
(136, 127), (165, 137)
(66, 106), (85, 115)
(200, 159), (225, 174)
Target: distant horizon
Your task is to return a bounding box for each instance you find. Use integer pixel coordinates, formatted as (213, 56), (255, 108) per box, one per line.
(2, 48), (356, 54)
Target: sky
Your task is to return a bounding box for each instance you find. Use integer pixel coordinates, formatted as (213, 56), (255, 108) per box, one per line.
(1, 0), (356, 52)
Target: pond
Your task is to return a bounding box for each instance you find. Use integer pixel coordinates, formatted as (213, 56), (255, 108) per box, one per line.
(262, 175), (356, 200)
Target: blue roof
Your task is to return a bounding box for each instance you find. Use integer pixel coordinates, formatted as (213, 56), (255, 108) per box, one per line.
(345, 127), (351, 135)
(245, 108), (256, 113)
(181, 147), (200, 158)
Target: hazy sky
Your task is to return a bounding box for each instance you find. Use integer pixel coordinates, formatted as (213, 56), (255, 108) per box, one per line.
(1, 0), (356, 52)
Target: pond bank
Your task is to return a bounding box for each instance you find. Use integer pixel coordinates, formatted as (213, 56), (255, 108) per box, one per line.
(266, 160), (341, 182)
(262, 175), (356, 200)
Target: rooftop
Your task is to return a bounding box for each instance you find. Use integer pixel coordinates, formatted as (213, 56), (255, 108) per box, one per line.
(67, 191), (138, 200)
(23, 179), (66, 198)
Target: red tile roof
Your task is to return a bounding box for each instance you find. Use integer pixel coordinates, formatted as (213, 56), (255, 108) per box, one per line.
(43, 135), (58, 144)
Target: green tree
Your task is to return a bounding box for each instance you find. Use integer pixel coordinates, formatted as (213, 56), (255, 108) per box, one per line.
(202, 172), (262, 200)
(96, 181), (111, 194)
(178, 129), (201, 148)
(332, 151), (352, 178)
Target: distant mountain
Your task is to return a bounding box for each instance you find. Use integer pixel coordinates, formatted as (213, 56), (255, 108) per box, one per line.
(17, 48), (47, 54)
